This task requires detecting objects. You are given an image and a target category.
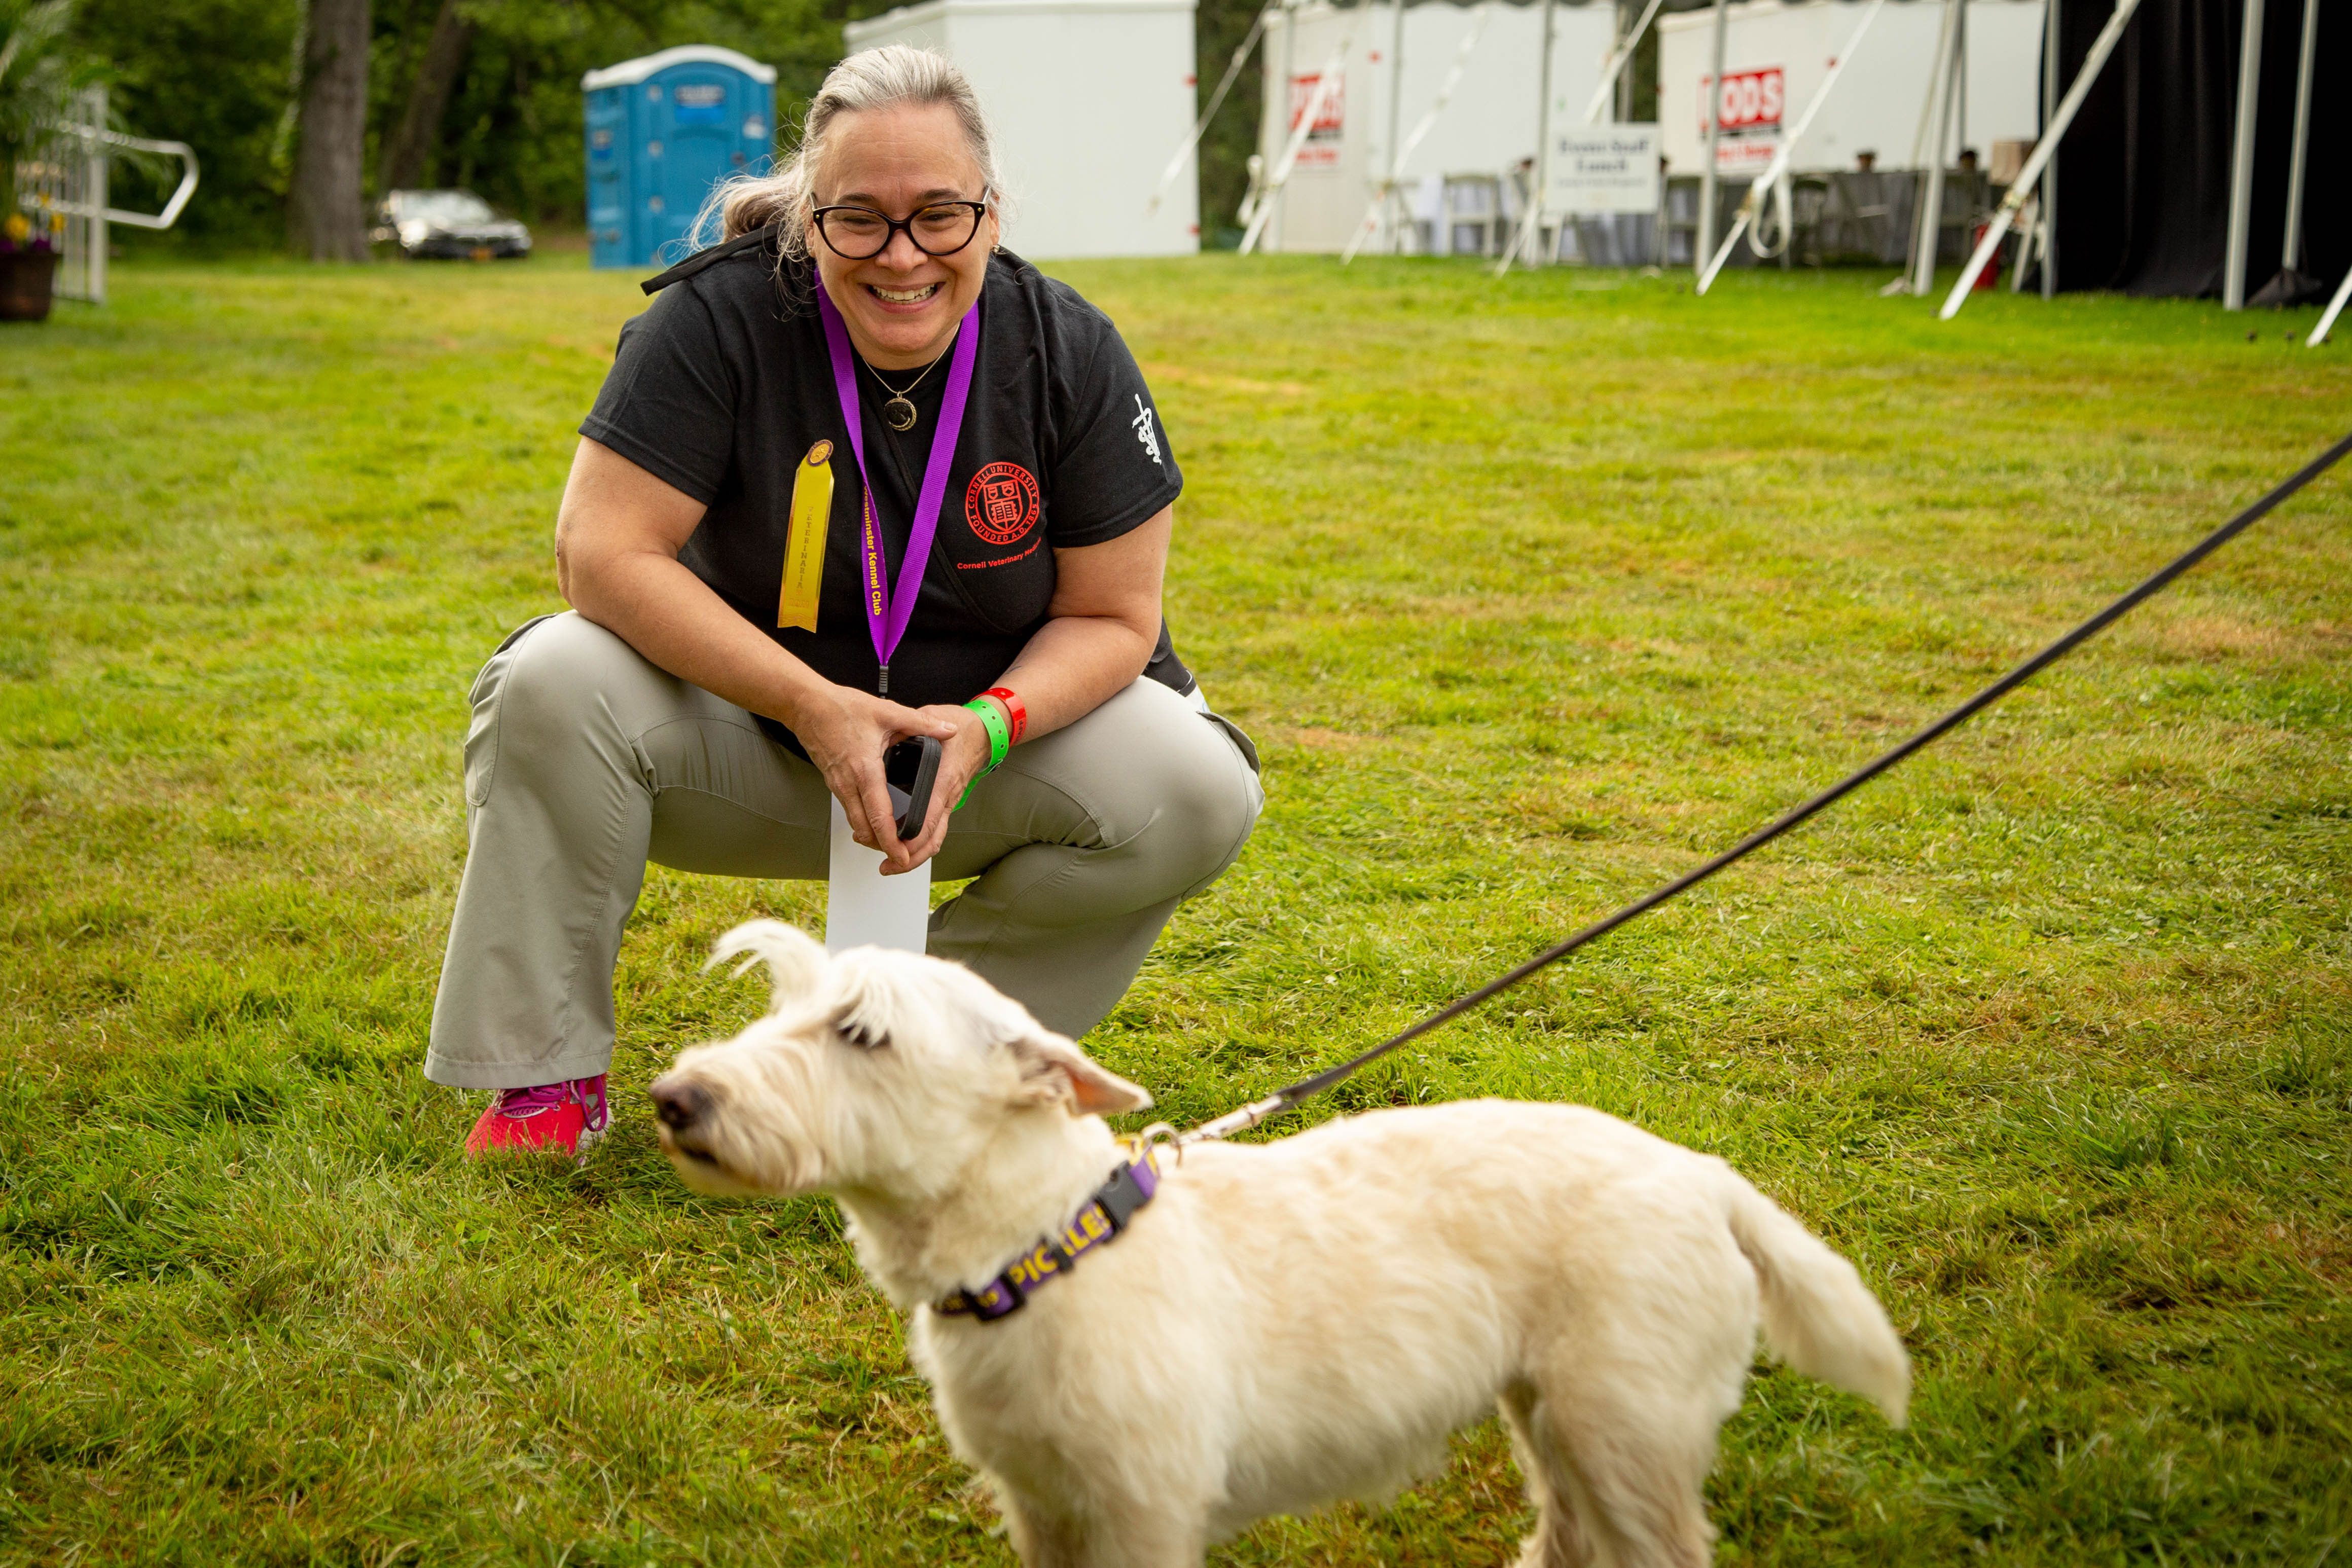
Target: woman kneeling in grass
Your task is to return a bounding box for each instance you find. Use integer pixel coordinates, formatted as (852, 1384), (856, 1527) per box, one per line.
(425, 46), (1262, 1156)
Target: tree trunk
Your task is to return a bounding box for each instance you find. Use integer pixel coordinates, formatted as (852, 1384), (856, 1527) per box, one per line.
(287, 0), (373, 261)
(381, 0), (476, 193)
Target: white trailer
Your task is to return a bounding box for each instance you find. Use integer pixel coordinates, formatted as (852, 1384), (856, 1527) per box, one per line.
(1658, 0), (2044, 177)
(843, 0), (1200, 259)
(1253, 0), (1620, 255)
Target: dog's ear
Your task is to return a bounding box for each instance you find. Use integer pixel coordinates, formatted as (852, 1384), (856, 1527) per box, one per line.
(823, 958), (897, 1049)
(707, 920), (826, 1012)
(1006, 1030), (1153, 1116)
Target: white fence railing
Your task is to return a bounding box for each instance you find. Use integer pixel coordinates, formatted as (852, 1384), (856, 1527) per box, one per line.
(11, 87), (200, 306)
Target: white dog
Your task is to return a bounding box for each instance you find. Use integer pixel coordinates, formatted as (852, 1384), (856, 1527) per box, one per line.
(650, 922), (1910, 1568)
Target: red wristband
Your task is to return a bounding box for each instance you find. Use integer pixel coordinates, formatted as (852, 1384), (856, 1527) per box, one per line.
(983, 686), (1027, 745)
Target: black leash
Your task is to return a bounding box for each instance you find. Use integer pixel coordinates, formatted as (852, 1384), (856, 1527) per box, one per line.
(1176, 431), (2352, 1146)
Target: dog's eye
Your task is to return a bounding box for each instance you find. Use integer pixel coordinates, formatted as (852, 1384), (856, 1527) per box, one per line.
(833, 1012), (888, 1050)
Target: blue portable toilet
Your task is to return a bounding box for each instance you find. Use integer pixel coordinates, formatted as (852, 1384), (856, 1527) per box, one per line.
(583, 45), (776, 270)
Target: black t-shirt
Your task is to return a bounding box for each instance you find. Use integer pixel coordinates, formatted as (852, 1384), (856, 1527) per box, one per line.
(580, 234), (1191, 750)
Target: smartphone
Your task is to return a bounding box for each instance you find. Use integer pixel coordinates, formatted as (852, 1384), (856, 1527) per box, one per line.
(884, 735), (942, 842)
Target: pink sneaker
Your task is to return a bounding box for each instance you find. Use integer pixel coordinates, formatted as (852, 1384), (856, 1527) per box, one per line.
(465, 1074), (609, 1159)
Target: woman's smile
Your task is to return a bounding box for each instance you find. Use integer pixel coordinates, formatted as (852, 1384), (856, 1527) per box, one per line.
(810, 100), (996, 369)
(868, 280), (944, 307)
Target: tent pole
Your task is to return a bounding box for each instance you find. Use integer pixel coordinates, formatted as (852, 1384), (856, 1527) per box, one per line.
(2281, 0), (2317, 271)
(1957, 0), (1968, 210)
(1148, 8), (1270, 217)
(1886, 0), (1952, 293)
(1243, 23), (1354, 254)
(1504, 0), (1559, 275)
(2041, 0), (2059, 298)
(1274, 0), (1296, 253)
(1616, 0), (1630, 121)
(2309, 265), (2352, 347)
(1343, 6), (1489, 264)
(1901, 2), (1946, 171)
(1696, 0), (1728, 276)
(1910, 0), (1964, 297)
(1697, 0), (1887, 293)
(2010, 193), (2039, 290)
(1384, 0), (1407, 252)
(1495, 0), (1669, 278)
(2223, 0), (2265, 310)
(1580, 0), (1669, 125)
(1940, 0), (2145, 318)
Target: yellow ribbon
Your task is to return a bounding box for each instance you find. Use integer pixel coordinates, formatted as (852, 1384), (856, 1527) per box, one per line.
(778, 440), (834, 631)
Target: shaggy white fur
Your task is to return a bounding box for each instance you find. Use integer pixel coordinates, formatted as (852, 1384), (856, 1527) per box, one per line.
(651, 921), (1911, 1568)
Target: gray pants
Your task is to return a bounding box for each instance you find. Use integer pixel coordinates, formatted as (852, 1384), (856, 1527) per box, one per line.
(424, 613), (1263, 1090)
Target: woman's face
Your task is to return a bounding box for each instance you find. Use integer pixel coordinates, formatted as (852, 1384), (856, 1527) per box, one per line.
(809, 100), (999, 371)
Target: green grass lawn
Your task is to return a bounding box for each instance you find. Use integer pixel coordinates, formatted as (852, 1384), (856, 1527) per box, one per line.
(3, 250), (2348, 1566)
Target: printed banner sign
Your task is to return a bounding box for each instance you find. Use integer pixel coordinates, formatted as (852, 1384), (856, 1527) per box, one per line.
(1546, 125), (1661, 214)
(1701, 67), (1783, 174)
(1288, 72), (1346, 169)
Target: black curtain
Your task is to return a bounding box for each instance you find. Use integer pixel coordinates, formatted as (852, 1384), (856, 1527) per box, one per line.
(2052, 0), (2345, 298)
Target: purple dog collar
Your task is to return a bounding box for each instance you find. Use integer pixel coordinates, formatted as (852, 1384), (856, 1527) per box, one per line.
(934, 1149), (1160, 1323)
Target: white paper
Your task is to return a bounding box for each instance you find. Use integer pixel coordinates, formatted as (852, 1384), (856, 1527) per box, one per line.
(825, 795), (931, 955)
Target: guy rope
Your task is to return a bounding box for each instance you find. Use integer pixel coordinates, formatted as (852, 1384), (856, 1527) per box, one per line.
(1171, 433), (2352, 1148)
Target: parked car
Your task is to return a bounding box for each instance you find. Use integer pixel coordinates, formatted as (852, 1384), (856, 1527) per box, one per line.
(374, 190), (532, 260)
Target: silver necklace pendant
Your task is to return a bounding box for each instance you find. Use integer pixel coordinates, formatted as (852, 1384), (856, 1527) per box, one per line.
(869, 338), (951, 433)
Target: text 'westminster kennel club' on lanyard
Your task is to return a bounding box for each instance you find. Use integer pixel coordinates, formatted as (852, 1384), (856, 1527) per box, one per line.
(816, 283), (982, 697)
(1151, 431), (2352, 1154)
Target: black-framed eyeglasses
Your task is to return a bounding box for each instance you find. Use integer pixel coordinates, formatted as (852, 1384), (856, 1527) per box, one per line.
(811, 195), (991, 260)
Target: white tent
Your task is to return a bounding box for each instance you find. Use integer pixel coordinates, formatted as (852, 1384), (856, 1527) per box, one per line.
(1657, 0), (2045, 178)
(844, 0), (1201, 258)
(1251, 0), (1619, 254)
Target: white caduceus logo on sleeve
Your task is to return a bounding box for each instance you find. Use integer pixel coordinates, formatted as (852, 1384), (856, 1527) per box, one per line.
(1131, 394), (1163, 467)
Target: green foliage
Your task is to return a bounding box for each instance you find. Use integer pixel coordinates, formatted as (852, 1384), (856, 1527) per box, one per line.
(69, 0), (299, 244)
(1, 0), (88, 227)
(0, 0), (77, 143)
(3, 255), (2350, 1561)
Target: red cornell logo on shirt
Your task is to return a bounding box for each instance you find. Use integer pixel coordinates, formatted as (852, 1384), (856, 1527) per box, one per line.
(965, 461), (1040, 548)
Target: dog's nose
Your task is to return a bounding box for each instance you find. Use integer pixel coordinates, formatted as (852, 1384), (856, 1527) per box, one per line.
(647, 1076), (710, 1132)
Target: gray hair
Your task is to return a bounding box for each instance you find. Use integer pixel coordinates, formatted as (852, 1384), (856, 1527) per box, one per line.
(693, 45), (1006, 260)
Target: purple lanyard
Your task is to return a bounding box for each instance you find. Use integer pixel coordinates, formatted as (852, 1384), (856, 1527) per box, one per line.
(815, 281), (982, 696)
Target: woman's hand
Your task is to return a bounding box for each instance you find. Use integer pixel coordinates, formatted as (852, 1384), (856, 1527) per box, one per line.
(892, 702), (996, 864)
(789, 684), (961, 873)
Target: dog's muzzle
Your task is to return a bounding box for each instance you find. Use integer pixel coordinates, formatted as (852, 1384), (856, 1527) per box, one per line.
(647, 1075), (720, 1164)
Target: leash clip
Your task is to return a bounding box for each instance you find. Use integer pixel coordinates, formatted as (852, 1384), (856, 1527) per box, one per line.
(1126, 1121), (1183, 1166)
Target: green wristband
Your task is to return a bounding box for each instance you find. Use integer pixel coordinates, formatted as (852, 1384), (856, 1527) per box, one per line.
(958, 697), (1011, 807)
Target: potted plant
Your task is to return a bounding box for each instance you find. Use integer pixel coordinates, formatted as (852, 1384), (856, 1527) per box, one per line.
(1, 0), (83, 322)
